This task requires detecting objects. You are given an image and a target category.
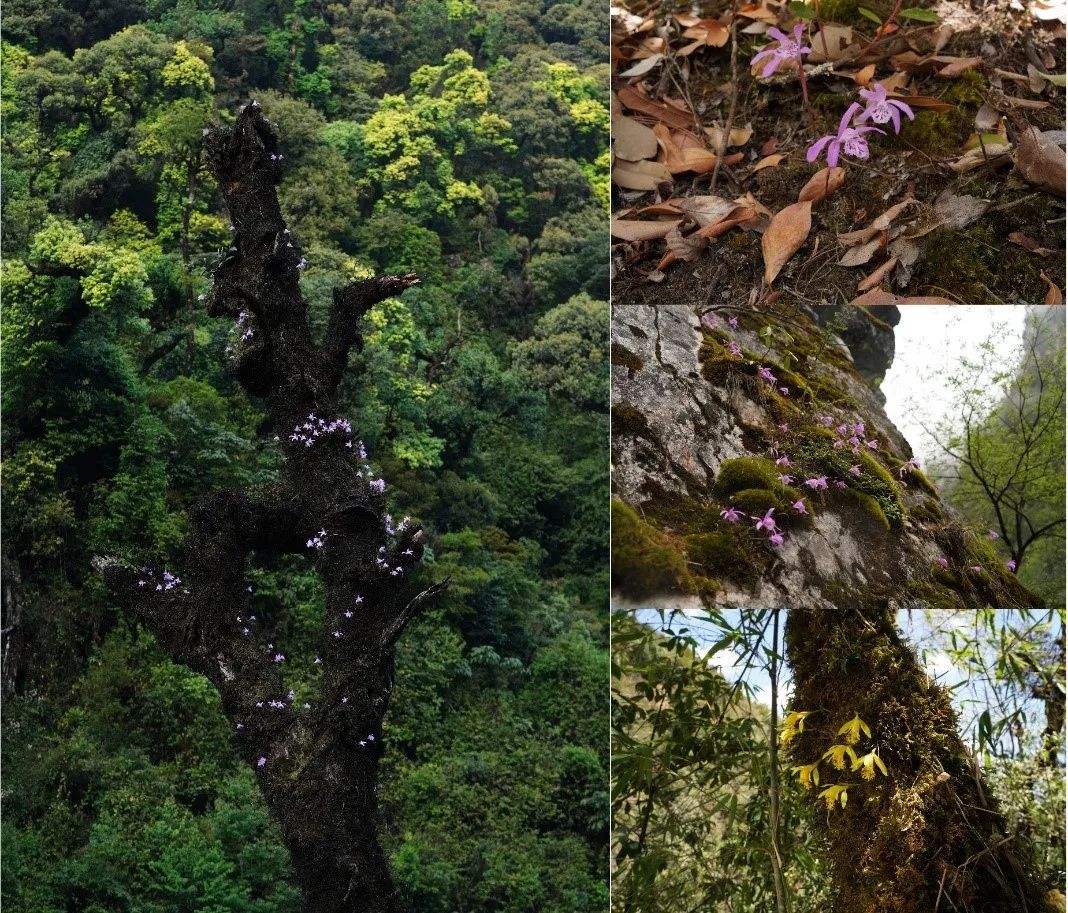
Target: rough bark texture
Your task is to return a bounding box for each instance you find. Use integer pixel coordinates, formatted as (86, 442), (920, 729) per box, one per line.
(610, 304), (1042, 610)
(786, 607), (1048, 913)
(96, 104), (444, 913)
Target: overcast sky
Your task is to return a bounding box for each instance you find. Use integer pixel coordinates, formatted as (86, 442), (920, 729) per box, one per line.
(881, 306), (1029, 466)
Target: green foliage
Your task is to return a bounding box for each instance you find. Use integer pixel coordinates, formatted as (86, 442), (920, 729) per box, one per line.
(2, 2), (608, 909)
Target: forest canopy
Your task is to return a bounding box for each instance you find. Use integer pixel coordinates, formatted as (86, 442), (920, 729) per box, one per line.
(0, 1), (609, 910)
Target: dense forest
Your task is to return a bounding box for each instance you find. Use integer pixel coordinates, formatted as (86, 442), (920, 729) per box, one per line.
(1, 2), (610, 910)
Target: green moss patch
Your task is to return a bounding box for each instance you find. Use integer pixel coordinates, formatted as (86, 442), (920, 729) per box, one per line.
(611, 343), (644, 377)
(834, 487), (891, 533)
(612, 403), (656, 443)
(611, 500), (692, 598)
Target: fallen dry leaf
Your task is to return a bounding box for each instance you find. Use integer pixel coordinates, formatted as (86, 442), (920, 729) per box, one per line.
(735, 191), (774, 220)
(619, 54), (664, 77)
(654, 123), (729, 174)
(839, 236), (884, 267)
(673, 195), (738, 227)
(760, 136), (779, 156)
(611, 217), (682, 241)
(736, 2), (778, 22)
(612, 158), (674, 190)
(682, 19), (730, 47)
(705, 125), (754, 148)
(613, 116), (659, 162)
(752, 153), (786, 173)
(1027, 63), (1048, 94)
(949, 143), (1013, 173)
(1014, 126), (1067, 196)
(808, 25), (856, 63)
(837, 199), (913, 246)
(936, 56), (983, 78)
(849, 290), (958, 304)
(616, 85), (694, 130)
(890, 94), (956, 113)
(1007, 231), (1055, 256)
(797, 167), (846, 205)
(1040, 270), (1063, 304)
(974, 103), (1000, 131)
(933, 190), (991, 230)
(853, 64), (877, 86)
(664, 223), (708, 262)
(857, 257), (899, 292)
(762, 200), (813, 285)
(694, 206), (756, 238)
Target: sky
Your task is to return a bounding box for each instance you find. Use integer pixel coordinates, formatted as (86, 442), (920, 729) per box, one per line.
(881, 306), (1029, 466)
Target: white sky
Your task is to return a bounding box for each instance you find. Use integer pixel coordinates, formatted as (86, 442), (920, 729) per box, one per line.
(881, 306), (1028, 466)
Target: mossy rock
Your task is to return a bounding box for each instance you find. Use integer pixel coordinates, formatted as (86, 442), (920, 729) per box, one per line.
(611, 343), (643, 377)
(713, 456), (786, 496)
(908, 468), (940, 498)
(685, 530), (762, 589)
(834, 487), (891, 532)
(611, 500), (692, 598)
(612, 403), (655, 442)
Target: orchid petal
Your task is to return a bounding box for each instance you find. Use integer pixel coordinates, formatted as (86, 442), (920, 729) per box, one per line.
(766, 27), (788, 41)
(806, 134), (833, 162)
(826, 140), (841, 168)
(838, 102), (863, 136)
(761, 56), (780, 77)
(891, 99), (915, 120)
(889, 107), (901, 134)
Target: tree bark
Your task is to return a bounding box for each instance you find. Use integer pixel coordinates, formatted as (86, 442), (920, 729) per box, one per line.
(96, 104), (444, 913)
(785, 607), (1048, 913)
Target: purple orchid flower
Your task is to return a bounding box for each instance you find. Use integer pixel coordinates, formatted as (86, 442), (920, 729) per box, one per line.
(754, 508), (778, 533)
(720, 507), (744, 522)
(792, 499), (807, 515)
(769, 532), (785, 546)
(751, 24), (812, 78)
(856, 83), (914, 134)
(807, 103), (885, 168)
(804, 475), (828, 490)
(1007, 559), (1017, 572)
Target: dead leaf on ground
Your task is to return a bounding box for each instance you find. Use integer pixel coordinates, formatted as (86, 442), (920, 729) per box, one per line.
(837, 199), (914, 246)
(613, 116), (659, 161)
(682, 19), (730, 48)
(654, 123), (727, 174)
(890, 94), (956, 112)
(612, 158), (674, 190)
(664, 223), (708, 262)
(797, 167), (846, 204)
(1007, 232), (1055, 256)
(619, 54), (665, 77)
(672, 195), (739, 227)
(762, 200), (813, 285)
(935, 56), (984, 78)
(611, 217), (683, 241)
(839, 236), (884, 267)
(694, 206), (757, 238)
(808, 25), (857, 63)
(849, 290), (958, 304)
(1040, 270), (1064, 304)
(950, 143), (1013, 173)
(974, 103), (1000, 131)
(752, 153), (786, 172)
(760, 137), (779, 156)
(878, 71), (911, 95)
(1014, 126), (1067, 196)
(705, 125), (754, 148)
(852, 64), (877, 86)
(857, 257), (899, 292)
(933, 190), (991, 230)
(736, 3), (778, 21)
(617, 85), (694, 130)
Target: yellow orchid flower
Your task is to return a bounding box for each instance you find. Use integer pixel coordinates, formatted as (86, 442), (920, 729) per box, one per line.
(818, 784), (849, 809)
(837, 713), (872, 746)
(780, 710), (813, 747)
(822, 743), (858, 771)
(791, 762), (820, 789)
(852, 750), (889, 781)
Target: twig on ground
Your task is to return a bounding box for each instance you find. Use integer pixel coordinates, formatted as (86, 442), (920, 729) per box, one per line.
(710, 16), (739, 196)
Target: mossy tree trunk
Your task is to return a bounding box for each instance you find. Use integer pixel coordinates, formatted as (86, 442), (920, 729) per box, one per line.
(96, 105), (445, 913)
(785, 607), (1048, 913)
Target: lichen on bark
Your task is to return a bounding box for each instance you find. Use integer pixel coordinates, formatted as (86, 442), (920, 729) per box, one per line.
(95, 104), (445, 913)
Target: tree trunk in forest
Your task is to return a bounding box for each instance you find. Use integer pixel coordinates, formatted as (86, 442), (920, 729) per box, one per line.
(96, 104), (444, 913)
(785, 607), (1048, 913)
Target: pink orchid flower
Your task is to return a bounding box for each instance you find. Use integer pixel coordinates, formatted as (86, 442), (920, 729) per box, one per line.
(1007, 559), (1017, 572)
(720, 507), (743, 522)
(779, 386), (790, 396)
(807, 102), (885, 168)
(792, 499), (807, 515)
(728, 341), (742, 356)
(987, 529), (999, 540)
(776, 455), (791, 467)
(754, 508), (778, 532)
(936, 557), (948, 568)
(759, 366), (777, 384)
(751, 24), (811, 78)
(769, 532), (785, 546)
(848, 465), (862, 476)
(804, 476), (828, 490)
(780, 474), (795, 484)
(856, 83), (915, 134)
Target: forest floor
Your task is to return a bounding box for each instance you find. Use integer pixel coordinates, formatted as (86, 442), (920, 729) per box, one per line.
(611, 0), (1066, 305)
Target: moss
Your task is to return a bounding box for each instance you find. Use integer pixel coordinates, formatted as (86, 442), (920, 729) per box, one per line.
(713, 456), (787, 497)
(611, 500), (692, 598)
(815, 0), (862, 22)
(835, 487), (891, 532)
(612, 403), (655, 442)
(611, 343), (643, 377)
(905, 580), (968, 610)
(684, 530), (762, 589)
(726, 486), (799, 516)
(908, 468), (940, 498)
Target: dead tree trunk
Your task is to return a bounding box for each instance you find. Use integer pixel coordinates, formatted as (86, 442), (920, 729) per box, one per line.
(785, 607), (1048, 913)
(96, 104), (444, 913)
